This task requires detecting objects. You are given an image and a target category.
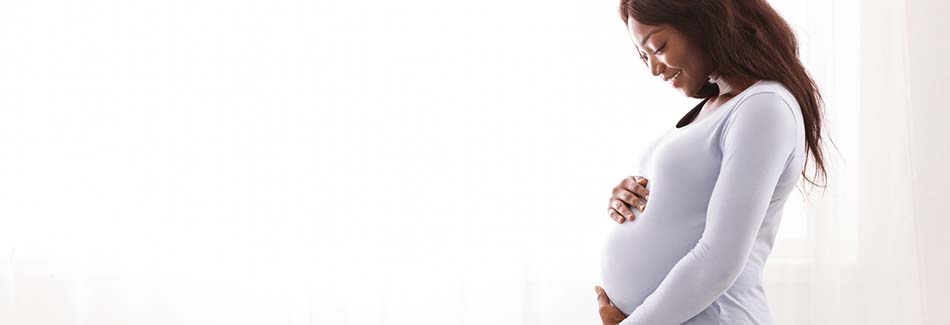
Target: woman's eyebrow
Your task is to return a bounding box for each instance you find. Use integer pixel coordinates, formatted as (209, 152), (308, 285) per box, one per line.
(639, 28), (662, 47)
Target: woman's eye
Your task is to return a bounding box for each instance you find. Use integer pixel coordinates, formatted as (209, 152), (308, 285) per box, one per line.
(653, 43), (667, 54)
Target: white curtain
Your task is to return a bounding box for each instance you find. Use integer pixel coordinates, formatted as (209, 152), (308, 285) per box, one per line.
(760, 0), (926, 323)
(0, 0), (939, 324)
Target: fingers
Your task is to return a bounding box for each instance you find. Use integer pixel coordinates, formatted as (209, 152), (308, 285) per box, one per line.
(609, 198), (636, 222)
(595, 285), (627, 324)
(594, 286), (610, 307)
(626, 175), (648, 186)
(624, 177), (650, 198)
(617, 191), (645, 212)
(609, 198), (638, 222)
(608, 207), (625, 224)
(609, 176), (651, 224)
(634, 176), (648, 186)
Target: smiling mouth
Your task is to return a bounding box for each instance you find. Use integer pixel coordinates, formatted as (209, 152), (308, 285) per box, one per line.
(665, 70), (682, 82)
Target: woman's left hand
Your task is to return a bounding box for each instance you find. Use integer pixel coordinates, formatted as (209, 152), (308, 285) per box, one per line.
(594, 286), (626, 325)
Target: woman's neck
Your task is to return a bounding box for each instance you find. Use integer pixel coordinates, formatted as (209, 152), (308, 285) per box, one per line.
(710, 73), (757, 98)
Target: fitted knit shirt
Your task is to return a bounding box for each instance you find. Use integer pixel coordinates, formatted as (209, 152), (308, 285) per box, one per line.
(600, 80), (806, 324)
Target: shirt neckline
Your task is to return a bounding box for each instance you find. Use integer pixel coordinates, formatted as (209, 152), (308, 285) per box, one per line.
(673, 79), (765, 130)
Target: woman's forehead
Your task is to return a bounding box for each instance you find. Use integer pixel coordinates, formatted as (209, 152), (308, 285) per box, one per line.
(626, 18), (665, 47)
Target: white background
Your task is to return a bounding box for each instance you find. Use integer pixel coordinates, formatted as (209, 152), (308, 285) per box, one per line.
(2, 0), (947, 324)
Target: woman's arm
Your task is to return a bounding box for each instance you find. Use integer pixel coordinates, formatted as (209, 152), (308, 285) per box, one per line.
(621, 92), (798, 324)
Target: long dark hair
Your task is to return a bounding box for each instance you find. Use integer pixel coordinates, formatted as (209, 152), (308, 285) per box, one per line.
(619, 0), (829, 189)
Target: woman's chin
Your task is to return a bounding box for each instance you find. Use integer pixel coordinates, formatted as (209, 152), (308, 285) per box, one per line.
(682, 85), (703, 99)
(678, 85), (695, 98)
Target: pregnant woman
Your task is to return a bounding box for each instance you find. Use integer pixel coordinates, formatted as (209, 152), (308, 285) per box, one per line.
(594, 0), (828, 324)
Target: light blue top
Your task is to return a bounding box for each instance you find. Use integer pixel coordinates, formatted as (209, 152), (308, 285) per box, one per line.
(600, 80), (806, 324)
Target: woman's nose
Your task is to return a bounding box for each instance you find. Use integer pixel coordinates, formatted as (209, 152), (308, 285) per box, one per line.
(649, 58), (665, 77)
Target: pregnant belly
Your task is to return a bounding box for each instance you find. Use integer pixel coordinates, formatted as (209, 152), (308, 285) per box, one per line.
(599, 213), (705, 315)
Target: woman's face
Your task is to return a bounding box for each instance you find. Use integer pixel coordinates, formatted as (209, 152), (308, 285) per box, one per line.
(626, 17), (714, 97)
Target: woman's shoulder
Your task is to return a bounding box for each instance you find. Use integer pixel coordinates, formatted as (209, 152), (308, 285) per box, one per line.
(739, 80), (799, 109)
(723, 80), (801, 125)
(723, 80), (804, 145)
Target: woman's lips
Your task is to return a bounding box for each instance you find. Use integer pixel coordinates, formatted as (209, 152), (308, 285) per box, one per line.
(669, 70), (683, 87)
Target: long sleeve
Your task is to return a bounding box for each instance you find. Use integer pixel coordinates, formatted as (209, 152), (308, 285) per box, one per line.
(620, 93), (798, 324)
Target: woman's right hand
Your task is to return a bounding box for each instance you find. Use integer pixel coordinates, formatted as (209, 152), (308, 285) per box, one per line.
(608, 176), (650, 223)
